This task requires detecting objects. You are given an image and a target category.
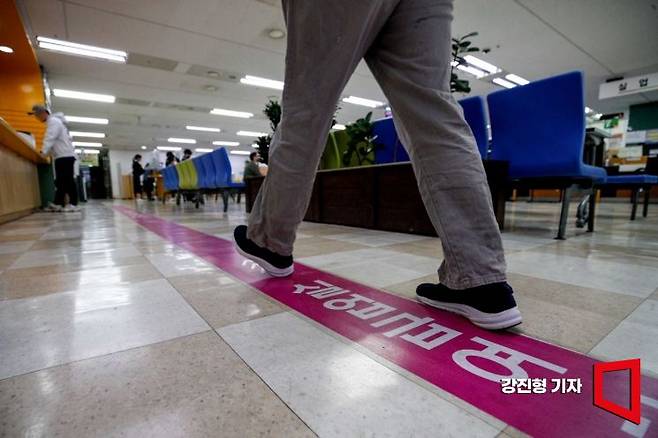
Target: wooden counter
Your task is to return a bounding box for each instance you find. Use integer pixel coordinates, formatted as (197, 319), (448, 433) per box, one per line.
(0, 118), (47, 224)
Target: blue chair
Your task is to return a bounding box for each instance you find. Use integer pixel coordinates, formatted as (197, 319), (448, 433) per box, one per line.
(488, 71), (607, 239)
(211, 148), (245, 212)
(458, 96), (489, 159)
(199, 153), (217, 189)
(600, 157), (658, 220)
(372, 117), (409, 164)
(192, 156), (208, 189)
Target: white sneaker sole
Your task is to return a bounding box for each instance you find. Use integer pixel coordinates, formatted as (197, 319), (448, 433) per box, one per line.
(235, 244), (294, 277)
(417, 296), (522, 330)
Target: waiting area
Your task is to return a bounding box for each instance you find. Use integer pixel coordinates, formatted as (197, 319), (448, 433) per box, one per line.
(1, 0), (658, 437)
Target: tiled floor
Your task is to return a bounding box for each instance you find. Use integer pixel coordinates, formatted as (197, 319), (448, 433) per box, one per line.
(1, 197), (657, 437)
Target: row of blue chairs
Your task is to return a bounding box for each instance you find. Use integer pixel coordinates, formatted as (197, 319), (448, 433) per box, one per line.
(160, 147), (245, 211)
(374, 71), (657, 239)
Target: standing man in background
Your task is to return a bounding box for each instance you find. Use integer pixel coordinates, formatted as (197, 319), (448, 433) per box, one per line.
(30, 104), (79, 212)
(234, 0), (521, 330)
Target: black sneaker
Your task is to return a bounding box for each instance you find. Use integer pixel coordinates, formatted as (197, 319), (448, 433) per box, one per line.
(416, 282), (522, 330)
(233, 225), (294, 277)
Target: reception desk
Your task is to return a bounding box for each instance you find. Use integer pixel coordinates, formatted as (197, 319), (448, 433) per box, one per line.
(0, 118), (48, 224)
(244, 160), (509, 235)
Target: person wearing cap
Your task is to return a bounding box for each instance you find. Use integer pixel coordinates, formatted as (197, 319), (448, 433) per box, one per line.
(29, 104), (80, 212)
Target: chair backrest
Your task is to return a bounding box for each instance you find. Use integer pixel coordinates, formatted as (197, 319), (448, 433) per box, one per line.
(192, 157), (206, 188)
(162, 166), (179, 190)
(488, 71), (587, 179)
(211, 147), (233, 187)
(645, 156), (658, 175)
(458, 96), (489, 159)
(200, 153), (217, 188)
(177, 159), (198, 189)
(372, 117), (409, 164)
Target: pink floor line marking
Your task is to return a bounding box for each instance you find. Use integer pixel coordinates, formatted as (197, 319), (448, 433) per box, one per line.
(115, 205), (658, 438)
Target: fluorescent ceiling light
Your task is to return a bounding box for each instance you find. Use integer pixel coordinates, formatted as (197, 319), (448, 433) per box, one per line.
(0, 46), (14, 53)
(332, 124), (346, 130)
(585, 107), (593, 114)
(492, 78), (516, 89)
(74, 149), (82, 154)
(195, 148), (213, 153)
(140, 145), (147, 150)
(239, 75), (284, 90)
(210, 108), (254, 118)
(53, 88), (115, 103)
(252, 143), (259, 149)
(72, 141), (102, 147)
(342, 96), (384, 108)
(36, 36), (127, 63)
(450, 60), (459, 67)
(157, 146), (182, 151)
(505, 74), (530, 86)
(594, 113), (603, 119)
(64, 115), (109, 125)
(212, 141), (240, 146)
(83, 149), (101, 154)
(463, 55), (500, 74)
(168, 137), (196, 144)
(230, 150), (251, 156)
(186, 125), (221, 132)
(237, 130), (268, 137)
(69, 131), (105, 138)
(456, 64), (486, 79)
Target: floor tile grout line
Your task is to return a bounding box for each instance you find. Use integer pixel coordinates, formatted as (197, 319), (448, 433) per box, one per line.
(0, 330), (214, 384)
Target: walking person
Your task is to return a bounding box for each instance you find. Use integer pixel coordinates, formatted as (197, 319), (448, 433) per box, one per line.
(30, 104), (79, 212)
(132, 154), (144, 200)
(234, 0), (521, 330)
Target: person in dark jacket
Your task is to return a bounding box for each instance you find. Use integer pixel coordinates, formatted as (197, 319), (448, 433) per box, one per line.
(132, 154), (144, 199)
(165, 151), (179, 167)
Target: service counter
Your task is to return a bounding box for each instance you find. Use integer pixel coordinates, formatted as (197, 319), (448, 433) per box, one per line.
(0, 118), (49, 224)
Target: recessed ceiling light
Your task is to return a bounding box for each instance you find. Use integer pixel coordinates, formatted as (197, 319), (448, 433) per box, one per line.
(186, 125), (221, 132)
(456, 64), (486, 79)
(237, 130), (268, 137)
(157, 146), (182, 151)
(167, 137), (196, 144)
(210, 108), (254, 118)
(69, 131), (105, 138)
(36, 36), (127, 63)
(0, 46), (14, 53)
(195, 148), (213, 153)
(268, 28), (286, 39)
(53, 88), (115, 103)
(141, 145), (147, 150)
(213, 141), (240, 146)
(64, 115), (109, 124)
(72, 141), (103, 147)
(492, 77), (516, 89)
(239, 75), (284, 90)
(342, 96), (384, 108)
(230, 150), (251, 156)
(463, 55), (500, 74)
(505, 74), (530, 86)
(332, 124), (346, 130)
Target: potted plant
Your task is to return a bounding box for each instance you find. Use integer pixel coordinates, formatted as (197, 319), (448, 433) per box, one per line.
(450, 31), (487, 93)
(255, 99), (282, 164)
(342, 112), (378, 167)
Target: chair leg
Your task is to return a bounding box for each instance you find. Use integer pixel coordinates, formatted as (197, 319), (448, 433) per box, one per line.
(630, 188), (639, 220)
(222, 190), (229, 212)
(588, 188), (597, 232)
(643, 186), (650, 217)
(555, 186), (573, 240)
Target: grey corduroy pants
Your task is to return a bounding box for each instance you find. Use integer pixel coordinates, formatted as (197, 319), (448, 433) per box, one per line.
(248, 0), (507, 289)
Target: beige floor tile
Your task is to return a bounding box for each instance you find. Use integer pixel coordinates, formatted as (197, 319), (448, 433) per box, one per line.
(0, 254), (17, 270)
(168, 272), (284, 328)
(0, 263), (163, 300)
(382, 238), (444, 259)
(3, 255), (151, 277)
(499, 425), (531, 438)
(0, 233), (43, 242)
(0, 332), (315, 438)
(507, 273), (642, 352)
(293, 237), (368, 258)
(384, 273), (437, 301)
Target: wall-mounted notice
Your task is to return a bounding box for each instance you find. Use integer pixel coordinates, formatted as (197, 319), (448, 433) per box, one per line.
(599, 72), (658, 99)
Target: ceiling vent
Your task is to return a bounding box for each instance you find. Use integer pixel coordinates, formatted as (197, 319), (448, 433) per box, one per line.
(126, 53), (179, 71)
